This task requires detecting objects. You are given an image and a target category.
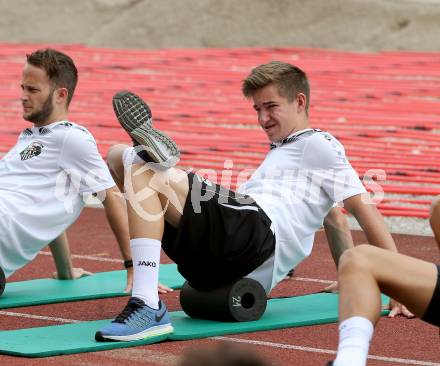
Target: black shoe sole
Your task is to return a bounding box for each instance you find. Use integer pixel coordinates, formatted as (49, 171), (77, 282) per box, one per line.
(95, 331), (108, 342)
(112, 91), (180, 166)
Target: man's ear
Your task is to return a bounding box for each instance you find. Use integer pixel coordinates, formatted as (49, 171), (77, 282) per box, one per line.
(54, 88), (69, 107)
(296, 93), (307, 113)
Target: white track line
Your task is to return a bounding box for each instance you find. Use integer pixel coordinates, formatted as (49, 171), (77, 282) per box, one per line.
(38, 250), (122, 263)
(0, 311), (78, 324)
(292, 277), (334, 284)
(213, 337), (440, 366)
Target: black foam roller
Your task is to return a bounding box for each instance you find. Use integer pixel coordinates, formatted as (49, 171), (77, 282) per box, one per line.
(180, 278), (267, 322)
(0, 267), (5, 297)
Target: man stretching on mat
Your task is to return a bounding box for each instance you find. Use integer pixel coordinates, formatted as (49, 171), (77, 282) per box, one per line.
(96, 61), (406, 341)
(0, 48), (170, 294)
(327, 197), (440, 366)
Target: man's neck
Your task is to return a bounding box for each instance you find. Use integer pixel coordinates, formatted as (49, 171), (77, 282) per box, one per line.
(286, 121), (310, 138)
(33, 113), (68, 128)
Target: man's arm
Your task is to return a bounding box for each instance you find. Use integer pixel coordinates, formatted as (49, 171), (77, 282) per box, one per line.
(342, 193), (413, 317)
(100, 186), (132, 292)
(342, 193), (398, 252)
(101, 186), (131, 261)
(322, 206), (354, 292)
(49, 232), (92, 279)
(323, 206), (354, 267)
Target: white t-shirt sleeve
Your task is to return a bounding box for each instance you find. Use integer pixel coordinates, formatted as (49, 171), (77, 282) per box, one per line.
(302, 132), (366, 203)
(58, 127), (115, 195)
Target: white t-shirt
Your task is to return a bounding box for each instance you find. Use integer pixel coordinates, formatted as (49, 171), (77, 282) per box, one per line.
(239, 129), (366, 292)
(0, 121), (115, 277)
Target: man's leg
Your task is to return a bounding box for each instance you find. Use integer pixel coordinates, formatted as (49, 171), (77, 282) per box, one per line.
(107, 144), (190, 304)
(430, 196), (440, 248)
(106, 144), (189, 228)
(124, 162), (188, 304)
(107, 144), (181, 293)
(106, 144), (128, 193)
(96, 162), (189, 341)
(97, 90), (189, 341)
(333, 245), (437, 366)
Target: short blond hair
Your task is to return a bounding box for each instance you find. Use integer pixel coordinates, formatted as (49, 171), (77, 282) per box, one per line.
(242, 61), (310, 112)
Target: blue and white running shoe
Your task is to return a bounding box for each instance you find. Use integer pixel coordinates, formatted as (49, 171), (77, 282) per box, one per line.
(95, 297), (173, 342)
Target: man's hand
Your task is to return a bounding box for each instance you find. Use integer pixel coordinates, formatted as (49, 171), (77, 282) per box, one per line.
(386, 298), (415, 318)
(158, 283), (173, 294)
(53, 268), (93, 280)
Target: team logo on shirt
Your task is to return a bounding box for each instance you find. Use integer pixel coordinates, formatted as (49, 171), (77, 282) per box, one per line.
(20, 141), (44, 161)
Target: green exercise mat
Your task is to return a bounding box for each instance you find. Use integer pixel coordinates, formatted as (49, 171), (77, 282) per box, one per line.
(0, 319), (168, 357)
(0, 293), (390, 357)
(0, 264), (184, 309)
(170, 293), (389, 340)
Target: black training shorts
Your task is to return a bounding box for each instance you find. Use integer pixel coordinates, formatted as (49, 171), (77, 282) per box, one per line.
(421, 264), (440, 327)
(161, 172), (275, 291)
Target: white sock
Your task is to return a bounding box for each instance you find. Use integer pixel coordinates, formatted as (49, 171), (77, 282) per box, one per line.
(334, 316), (374, 366)
(130, 238), (161, 309)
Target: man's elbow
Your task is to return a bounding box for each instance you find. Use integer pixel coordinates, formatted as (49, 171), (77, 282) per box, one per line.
(99, 186), (118, 203)
(324, 207), (348, 230)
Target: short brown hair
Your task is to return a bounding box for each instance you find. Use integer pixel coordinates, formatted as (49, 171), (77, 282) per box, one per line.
(242, 61), (310, 112)
(26, 48), (78, 107)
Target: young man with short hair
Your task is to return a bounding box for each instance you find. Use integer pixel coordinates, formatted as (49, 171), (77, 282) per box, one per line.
(97, 61), (404, 341)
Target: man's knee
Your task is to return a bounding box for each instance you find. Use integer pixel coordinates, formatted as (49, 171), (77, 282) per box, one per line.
(129, 163), (155, 186)
(430, 196), (440, 219)
(107, 144), (129, 176)
(339, 245), (373, 274)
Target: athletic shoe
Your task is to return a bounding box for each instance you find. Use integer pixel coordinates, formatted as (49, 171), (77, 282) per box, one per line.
(112, 90), (180, 168)
(95, 297), (174, 342)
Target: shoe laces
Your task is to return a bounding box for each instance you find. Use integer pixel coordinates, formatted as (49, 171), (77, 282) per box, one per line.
(112, 297), (145, 324)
